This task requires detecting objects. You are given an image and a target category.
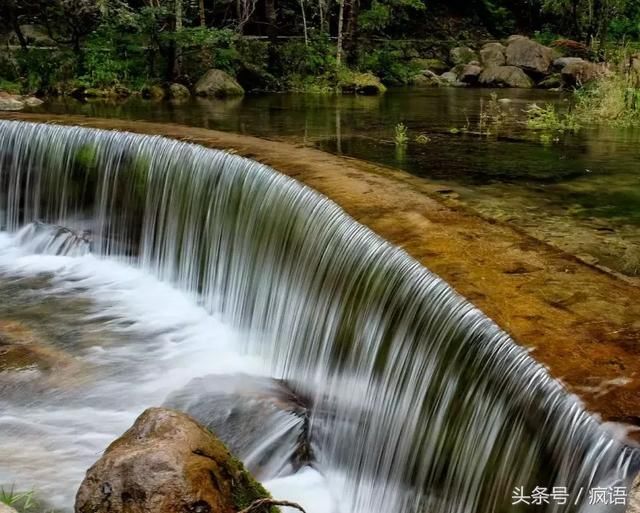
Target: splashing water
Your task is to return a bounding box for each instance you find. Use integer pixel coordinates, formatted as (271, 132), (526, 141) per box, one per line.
(0, 120), (637, 513)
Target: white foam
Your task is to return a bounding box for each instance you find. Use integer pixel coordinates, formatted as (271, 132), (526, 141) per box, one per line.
(0, 230), (334, 512)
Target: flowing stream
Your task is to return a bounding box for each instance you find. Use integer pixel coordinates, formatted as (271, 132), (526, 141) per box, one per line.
(0, 120), (637, 513)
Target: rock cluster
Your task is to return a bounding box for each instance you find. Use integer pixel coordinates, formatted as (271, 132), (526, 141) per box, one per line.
(0, 91), (43, 111)
(413, 36), (605, 89)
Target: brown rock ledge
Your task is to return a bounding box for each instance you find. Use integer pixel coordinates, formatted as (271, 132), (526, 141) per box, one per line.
(2, 112), (639, 435)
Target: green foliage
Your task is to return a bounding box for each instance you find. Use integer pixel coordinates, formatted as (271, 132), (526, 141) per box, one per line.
(573, 72), (640, 126)
(0, 80), (22, 94)
(358, 42), (421, 84)
(14, 48), (76, 93)
(359, 0), (425, 34)
(479, 0), (517, 36)
(81, 12), (149, 89)
(277, 33), (336, 80)
(172, 27), (240, 77)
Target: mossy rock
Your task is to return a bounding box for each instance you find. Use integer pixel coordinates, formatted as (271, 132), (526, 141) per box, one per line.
(194, 69), (245, 98)
(339, 71), (386, 95)
(169, 83), (191, 99)
(410, 58), (449, 74)
(141, 85), (166, 100)
(76, 408), (279, 513)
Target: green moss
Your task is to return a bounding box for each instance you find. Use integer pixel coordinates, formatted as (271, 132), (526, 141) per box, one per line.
(225, 453), (280, 513)
(338, 69), (387, 95)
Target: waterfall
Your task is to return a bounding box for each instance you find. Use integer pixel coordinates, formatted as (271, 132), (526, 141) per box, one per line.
(0, 120), (637, 513)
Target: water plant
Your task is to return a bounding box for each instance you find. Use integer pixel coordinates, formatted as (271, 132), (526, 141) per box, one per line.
(415, 134), (431, 144)
(394, 122), (409, 145)
(525, 103), (581, 132)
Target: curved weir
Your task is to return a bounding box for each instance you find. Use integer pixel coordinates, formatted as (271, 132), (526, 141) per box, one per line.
(0, 120), (637, 513)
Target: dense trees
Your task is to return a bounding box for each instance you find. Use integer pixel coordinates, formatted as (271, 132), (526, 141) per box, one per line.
(1, 0), (639, 94)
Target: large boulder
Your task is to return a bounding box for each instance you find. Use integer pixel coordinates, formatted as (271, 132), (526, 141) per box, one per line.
(561, 60), (604, 86)
(459, 64), (483, 85)
(141, 84), (166, 100)
(0, 92), (24, 111)
(75, 408), (276, 513)
(479, 66), (534, 88)
(195, 69), (245, 98)
(165, 374), (313, 479)
(23, 96), (44, 107)
(506, 37), (554, 76)
(480, 43), (506, 68)
(449, 46), (478, 66)
(169, 83), (190, 99)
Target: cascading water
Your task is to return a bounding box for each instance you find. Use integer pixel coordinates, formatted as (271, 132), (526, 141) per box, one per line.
(0, 119), (637, 513)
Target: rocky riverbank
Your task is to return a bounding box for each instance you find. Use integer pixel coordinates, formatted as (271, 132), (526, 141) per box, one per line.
(413, 35), (607, 89)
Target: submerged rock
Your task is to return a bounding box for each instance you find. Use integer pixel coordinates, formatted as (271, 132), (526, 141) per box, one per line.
(165, 374), (313, 479)
(75, 408), (276, 513)
(195, 69), (245, 98)
(506, 37), (554, 76)
(479, 66), (534, 88)
(0, 319), (76, 373)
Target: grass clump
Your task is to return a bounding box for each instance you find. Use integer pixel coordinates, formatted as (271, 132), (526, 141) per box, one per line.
(573, 73), (640, 127)
(0, 487), (36, 512)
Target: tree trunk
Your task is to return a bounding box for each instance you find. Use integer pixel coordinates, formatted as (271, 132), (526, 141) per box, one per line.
(299, 0), (308, 46)
(336, 0), (345, 66)
(343, 0), (359, 64)
(11, 19), (28, 50)
(173, 0), (183, 79)
(199, 0), (206, 26)
(265, 0), (277, 42)
(265, 0), (278, 67)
